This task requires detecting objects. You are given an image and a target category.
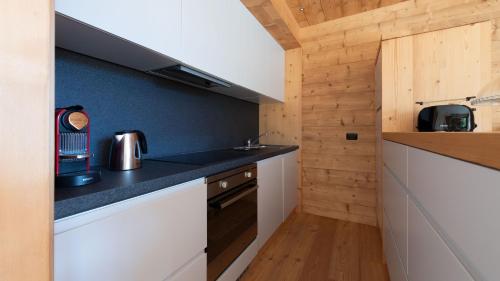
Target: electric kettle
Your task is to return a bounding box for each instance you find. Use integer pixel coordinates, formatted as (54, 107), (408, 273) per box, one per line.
(108, 130), (148, 170)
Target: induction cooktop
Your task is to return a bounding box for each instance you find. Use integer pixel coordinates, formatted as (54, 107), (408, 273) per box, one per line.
(149, 149), (250, 166)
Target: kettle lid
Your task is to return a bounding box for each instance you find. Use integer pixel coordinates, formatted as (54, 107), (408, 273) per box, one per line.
(114, 130), (140, 135)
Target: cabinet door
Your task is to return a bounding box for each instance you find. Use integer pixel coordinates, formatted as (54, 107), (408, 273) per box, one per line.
(383, 140), (407, 185)
(408, 147), (500, 281)
(283, 151), (298, 220)
(383, 213), (408, 281)
(180, 0), (225, 80)
(54, 179), (206, 281)
(383, 167), (408, 272)
(181, 0), (284, 101)
(257, 156), (284, 248)
(167, 253), (206, 281)
(55, 0), (182, 59)
(408, 200), (473, 281)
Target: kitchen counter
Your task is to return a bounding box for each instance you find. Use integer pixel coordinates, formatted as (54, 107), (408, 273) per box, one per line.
(55, 145), (298, 220)
(383, 132), (500, 170)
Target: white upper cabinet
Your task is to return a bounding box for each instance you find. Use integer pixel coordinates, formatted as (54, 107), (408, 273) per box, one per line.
(56, 0), (285, 102)
(181, 0), (285, 102)
(55, 0), (182, 60)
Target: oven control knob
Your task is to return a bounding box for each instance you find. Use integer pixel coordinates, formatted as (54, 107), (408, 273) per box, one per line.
(244, 171), (253, 178)
(219, 180), (229, 189)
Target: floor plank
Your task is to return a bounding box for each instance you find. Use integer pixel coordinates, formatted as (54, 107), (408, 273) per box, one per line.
(240, 213), (389, 281)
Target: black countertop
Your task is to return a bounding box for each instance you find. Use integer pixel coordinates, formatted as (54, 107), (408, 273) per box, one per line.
(55, 145), (298, 220)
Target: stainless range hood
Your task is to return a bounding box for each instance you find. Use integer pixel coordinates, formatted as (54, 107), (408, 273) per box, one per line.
(148, 65), (231, 89)
(55, 13), (275, 102)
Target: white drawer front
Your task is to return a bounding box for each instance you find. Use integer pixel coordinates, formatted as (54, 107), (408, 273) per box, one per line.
(383, 141), (408, 185)
(55, 179), (207, 281)
(408, 200), (473, 281)
(167, 253), (206, 281)
(383, 167), (408, 271)
(384, 212), (408, 281)
(408, 147), (500, 281)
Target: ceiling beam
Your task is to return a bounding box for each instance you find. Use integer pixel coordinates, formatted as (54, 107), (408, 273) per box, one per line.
(241, 0), (301, 49)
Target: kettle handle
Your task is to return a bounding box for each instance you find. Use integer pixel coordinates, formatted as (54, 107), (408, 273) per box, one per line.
(134, 130), (148, 154)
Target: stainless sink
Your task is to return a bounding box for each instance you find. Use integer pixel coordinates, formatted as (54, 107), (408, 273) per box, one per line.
(233, 145), (268, 151)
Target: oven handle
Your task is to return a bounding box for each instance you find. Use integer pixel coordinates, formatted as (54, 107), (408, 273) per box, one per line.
(217, 185), (258, 209)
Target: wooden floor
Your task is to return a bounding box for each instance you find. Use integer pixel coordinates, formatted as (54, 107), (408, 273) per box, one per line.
(240, 212), (389, 281)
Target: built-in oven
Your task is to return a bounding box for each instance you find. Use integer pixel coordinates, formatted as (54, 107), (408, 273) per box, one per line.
(206, 163), (258, 281)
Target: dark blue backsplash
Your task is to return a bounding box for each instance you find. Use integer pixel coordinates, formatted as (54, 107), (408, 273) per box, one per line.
(56, 48), (259, 166)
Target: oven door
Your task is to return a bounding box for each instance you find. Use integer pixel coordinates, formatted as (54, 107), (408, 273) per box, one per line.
(207, 180), (258, 281)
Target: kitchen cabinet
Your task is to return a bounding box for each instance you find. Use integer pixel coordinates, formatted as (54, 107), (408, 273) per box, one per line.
(408, 146), (500, 281)
(383, 167), (408, 272)
(383, 213), (408, 281)
(54, 179), (206, 281)
(181, 0), (284, 101)
(283, 150), (298, 219)
(383, 140), (500, 281)
(256, 151), (298, 249)
(55, 0), (182, 60)
(168, 253), (206, 281)
(257, 155), (284, 248)
(407, 200), (473, 281)
(382, 140), (407, 186)
(56, 0), (285, 102)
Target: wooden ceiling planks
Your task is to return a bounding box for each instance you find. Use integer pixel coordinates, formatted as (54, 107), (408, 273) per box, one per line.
(286, 0), (408, 27)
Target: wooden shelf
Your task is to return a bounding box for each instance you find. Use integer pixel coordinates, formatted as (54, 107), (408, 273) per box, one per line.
(383, 132), (500, 170)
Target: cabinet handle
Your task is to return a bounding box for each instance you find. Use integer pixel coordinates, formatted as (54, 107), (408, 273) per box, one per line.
(219, 180), (229, 189)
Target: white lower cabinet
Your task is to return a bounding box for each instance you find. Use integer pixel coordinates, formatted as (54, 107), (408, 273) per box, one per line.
(383, 213), (408, 281)
(407, 200), (473, 281)
(383, 167), (407, 271)
(54, 179), (207, 281)
(383, 141), (500, 281)
(408, 147), (500, 281)
(283, 150), (298, 220)
(168, 253), (206, 281)
(257, 155), (284, 248)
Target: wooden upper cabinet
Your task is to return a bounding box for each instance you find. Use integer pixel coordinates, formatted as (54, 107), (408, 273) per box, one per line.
(380, 22), (492, 132)
(55, 0), (183, 60)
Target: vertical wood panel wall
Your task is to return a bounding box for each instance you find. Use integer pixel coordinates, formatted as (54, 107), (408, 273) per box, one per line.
(0, 0), (54, 280)
(256, 0), (500, 228)
(301, 41), (378, 226)
(382, 22), (493, 133)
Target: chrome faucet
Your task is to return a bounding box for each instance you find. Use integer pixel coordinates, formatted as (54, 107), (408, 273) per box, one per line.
(246, 131), (269, 147)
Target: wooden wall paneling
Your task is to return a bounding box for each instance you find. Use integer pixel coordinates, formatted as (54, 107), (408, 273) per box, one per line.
(260, 47), (303, 211)
(381, 37), (414, 132)
(0, 0), (54, 280)
(242, 0), (301, 49)
(301, 39), (379, 226)
(381, 22), (492, 132)
(412, 22), (492, 132)
(490, 18), (500, 131)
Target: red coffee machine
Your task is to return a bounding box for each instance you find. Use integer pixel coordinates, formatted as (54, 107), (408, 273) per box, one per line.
(55, 105), (100, 187)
